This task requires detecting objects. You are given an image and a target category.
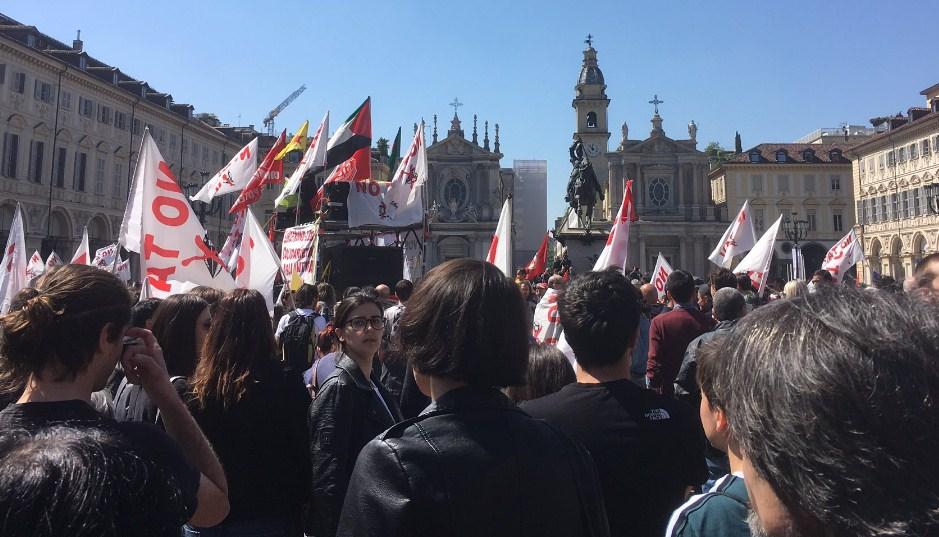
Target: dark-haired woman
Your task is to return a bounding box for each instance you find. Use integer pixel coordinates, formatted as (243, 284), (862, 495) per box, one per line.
(185, 289), (311, 537)
(114, 293), (210, 427)
(307, 292), (401, 537)
(505, 343), (576, 403)
(337, 259), (609, 537)
(0, 264), (230, 532)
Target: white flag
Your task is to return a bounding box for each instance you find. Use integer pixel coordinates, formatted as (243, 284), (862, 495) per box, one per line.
(276, 112), (328, 207)
(217, 210), (247, 271)
(26, 250), (45, 282)
(116, 257), (131, 282)
(821, 229), (865, 283)
(190, 138), (259, 203)
(235, 210), (281, 315)
(486, 197), (513, 276)
(92, 243), (119, 271)
(386, 122), (428, 209)
(651, 252), (674, 300)
(708, 199), (757, 268)
(70, 226), (90, 265)
(732, 215), (782, 296)
(118, 130), (234, 298)
(0, 203), (27, 314)
(594, 179), (637, 272)
(532, 288), (564, 345)
(44, 251), (63, 271)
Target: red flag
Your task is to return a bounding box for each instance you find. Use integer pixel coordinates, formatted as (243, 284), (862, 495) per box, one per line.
(310, 147), (372, 211)
(525, 233), (550, 280)
(230, 130), (287, 214)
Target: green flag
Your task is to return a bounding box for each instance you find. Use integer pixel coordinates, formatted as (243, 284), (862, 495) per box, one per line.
(388, 127), (402, 173)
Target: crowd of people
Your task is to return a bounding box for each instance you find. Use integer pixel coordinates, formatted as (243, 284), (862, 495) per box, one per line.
(1, 251), (938, 537)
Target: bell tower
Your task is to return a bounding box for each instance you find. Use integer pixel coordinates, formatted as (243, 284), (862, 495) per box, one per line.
(572, 35), (612, 219)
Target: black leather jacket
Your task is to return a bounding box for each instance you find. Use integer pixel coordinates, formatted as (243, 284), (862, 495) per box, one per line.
(337, 386), (610, 537)
(307, 354), (401, 537)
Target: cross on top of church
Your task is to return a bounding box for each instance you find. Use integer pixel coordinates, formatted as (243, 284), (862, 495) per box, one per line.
(449, 97), (463, 117)
(649, 94), (664, 115)
(585, 34), (593, 47)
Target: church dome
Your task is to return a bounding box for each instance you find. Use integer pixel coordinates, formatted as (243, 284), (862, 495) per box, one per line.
(578, 45), (604, 86)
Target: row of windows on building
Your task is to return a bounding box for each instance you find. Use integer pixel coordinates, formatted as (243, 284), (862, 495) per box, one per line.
(856, 188), (933, 225)
(748, 173), (842, 195)
(750, 207), (845, 235)
(2, 131), (125, 197)
(748, 148), (843, 164)
(0, 63), (225, 168)
(860, 136), (939, 175)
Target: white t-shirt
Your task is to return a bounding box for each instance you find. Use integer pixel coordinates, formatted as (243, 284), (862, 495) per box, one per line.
(275, 308), (327, 341)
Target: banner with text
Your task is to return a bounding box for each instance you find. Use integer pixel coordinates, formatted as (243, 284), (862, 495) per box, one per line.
(280, 222), (319, 280)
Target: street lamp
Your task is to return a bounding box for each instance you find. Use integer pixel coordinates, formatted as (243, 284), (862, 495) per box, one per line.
(784, 212), (809, 280)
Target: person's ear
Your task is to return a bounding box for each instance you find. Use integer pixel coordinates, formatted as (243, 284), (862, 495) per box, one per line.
(335, 326), (345, 343)
(714, 406), (730, 433)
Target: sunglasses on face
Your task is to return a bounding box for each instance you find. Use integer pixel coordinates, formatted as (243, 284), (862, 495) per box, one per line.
(345, 316), (384, 332)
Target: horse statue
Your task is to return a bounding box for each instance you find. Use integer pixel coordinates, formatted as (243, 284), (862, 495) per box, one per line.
(565, 137), (605, 230)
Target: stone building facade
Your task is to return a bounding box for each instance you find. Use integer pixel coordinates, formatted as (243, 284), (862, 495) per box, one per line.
(556, 39), (725, 276)
(0, 13), (246, 260)
(847, 83), (939, 282)
(423, 113), (515, 266)
(709, 143), (856, 279)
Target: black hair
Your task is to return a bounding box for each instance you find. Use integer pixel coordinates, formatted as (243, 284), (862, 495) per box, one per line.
(0, 425), (192, 535)
(131, 298), (162, 328)
(400, 259), (528, 387)
(705, 288), (939, 537)
(666, 269), (696, 303)
(812, 269), (834, 283)
(913, 252), (939, 290)
(293, 284), (319, 308)
(709, 268), (737, 291)
(394, 279), (414, 302)
(558, 269), (641, 368)
(150, 294), (209, 378)
(735, 273), (755, 292)
(334, 292), (384, 330)
(505, 344), (575, 402)
(342, 286), (361, 299)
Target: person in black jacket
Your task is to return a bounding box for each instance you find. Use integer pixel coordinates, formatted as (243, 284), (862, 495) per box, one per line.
(307, 292), (401, 537)
(337, 258), (610, 537)
(186, 289), (311, 537)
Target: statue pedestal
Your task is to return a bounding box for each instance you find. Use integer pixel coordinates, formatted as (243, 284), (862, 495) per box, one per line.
(553, 209), (612, 273)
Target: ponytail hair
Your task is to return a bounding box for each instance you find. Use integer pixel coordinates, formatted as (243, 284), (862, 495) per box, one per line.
(0, 264), (131, 388)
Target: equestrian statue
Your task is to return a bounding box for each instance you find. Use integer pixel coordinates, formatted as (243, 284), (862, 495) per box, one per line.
(565, 136), (604, 231)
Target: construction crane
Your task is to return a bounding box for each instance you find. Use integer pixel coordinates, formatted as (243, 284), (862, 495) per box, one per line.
(263, 84), (306, 135)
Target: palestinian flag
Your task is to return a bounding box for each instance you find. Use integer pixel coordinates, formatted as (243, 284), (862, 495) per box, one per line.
(325, 97), (371, 167)
(298, 97), (372, 222)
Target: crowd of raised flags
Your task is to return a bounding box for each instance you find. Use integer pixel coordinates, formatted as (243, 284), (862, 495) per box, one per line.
(0, 95), (868, 317)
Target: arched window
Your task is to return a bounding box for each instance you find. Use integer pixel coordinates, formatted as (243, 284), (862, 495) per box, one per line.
(775, 150), (788, 163)
(586, 111), (597, 129)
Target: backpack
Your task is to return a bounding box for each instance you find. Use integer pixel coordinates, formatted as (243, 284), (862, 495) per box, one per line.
(281, 312), (317, 371)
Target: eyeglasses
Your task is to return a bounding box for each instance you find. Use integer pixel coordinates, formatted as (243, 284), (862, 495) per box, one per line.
(345, 316), (384, 332)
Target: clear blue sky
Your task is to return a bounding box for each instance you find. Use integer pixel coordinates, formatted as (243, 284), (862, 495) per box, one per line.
(6, 1), (937, 231)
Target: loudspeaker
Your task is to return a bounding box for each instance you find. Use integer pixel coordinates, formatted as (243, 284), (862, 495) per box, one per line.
(320, 245), (403, 294)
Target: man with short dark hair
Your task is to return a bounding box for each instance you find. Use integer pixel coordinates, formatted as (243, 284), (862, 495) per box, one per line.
(647, 270), (715, 396)
(275, 284), (327, 371)
(708, 268), (737, 296)
(523, 270), (707, 537)
(710, 288), (939, 537)
(809, 269), (834, 293)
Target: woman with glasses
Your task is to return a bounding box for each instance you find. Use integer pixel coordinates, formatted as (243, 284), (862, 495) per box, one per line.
(306, 292), (401, 537)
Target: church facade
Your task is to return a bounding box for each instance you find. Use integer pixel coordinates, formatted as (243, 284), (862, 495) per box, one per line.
(423, 111), (516, 267)
(556, 39), (728, 277)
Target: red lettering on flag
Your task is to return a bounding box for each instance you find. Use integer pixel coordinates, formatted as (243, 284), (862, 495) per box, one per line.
(152, 196), (188, 227)
(143, 234), (180, 261)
